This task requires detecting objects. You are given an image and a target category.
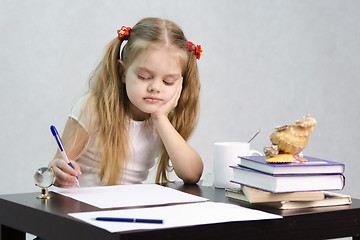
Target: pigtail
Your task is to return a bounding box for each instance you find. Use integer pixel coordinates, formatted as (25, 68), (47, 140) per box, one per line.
(87, 37), (130, 185)
(172, 53), (200, 140)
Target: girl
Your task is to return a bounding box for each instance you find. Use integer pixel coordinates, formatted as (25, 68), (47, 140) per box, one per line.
(49, 17), (204, 187)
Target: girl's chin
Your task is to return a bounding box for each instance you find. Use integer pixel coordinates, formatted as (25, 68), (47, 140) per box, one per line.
(130, 109), (153, 121)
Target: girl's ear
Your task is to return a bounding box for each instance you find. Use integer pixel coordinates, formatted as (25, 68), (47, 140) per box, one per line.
(118, 60), (126, 83)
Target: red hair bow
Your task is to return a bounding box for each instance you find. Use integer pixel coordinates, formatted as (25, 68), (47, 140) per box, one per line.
(117, 26), (131, 40)
(188, 41), (203, 60)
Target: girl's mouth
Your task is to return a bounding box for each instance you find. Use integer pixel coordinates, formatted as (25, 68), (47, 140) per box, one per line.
(144, 97), (161, 103)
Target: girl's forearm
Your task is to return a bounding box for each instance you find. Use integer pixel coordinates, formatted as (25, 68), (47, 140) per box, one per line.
(152, 114), (203, 183)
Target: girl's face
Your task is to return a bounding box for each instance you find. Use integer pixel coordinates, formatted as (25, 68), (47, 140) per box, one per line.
(123, 45), (185, 121)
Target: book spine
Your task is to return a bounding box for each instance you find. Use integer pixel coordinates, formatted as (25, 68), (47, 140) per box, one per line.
(233, 165), (345, 177)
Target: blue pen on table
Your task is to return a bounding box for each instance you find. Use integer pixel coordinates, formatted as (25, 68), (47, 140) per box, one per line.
(50, 125), (80, 188)
(95, 217), (163, 224)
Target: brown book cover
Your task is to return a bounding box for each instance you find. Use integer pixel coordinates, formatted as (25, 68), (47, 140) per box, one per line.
(226, 186), (324, 203)
(259, 192), (351, 210)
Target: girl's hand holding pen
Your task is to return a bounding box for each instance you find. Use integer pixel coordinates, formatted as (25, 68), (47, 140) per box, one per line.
(50, 158), (82, 188)
(50, 125), (81, 188)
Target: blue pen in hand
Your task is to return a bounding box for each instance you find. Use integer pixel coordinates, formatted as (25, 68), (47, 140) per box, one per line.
(50, 125), (80, 188)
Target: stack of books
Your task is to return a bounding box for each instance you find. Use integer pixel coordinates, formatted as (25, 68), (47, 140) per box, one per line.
(226, 155), (351, 209)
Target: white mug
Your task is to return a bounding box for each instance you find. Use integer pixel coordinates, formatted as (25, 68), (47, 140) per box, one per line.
(214, 142), (262, 188)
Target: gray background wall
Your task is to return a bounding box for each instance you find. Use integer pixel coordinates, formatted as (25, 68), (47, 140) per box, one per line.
(1, 0), (359, 202)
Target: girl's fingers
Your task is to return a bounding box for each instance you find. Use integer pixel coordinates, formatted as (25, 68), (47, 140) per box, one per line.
(173, 79), (183, 107)
(52, 167), (77, 187)
(151, 78), (183, 118)
(50, 158), (80, 188)
(70, 160), (82, 175)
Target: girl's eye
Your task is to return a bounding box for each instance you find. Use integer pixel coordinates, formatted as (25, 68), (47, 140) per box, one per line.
(138, 75), (148, 80)
(163, 80), (174, 86)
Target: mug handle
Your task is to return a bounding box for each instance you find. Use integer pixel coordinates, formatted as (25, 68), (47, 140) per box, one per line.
(250, 149), (263, 156)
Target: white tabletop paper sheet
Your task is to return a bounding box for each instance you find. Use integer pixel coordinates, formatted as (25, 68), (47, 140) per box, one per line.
(55, 184), (208, 209)
(69, 201), (282, 233)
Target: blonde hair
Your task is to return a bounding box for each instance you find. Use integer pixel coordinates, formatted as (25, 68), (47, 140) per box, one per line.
(82, 17), (200, 185)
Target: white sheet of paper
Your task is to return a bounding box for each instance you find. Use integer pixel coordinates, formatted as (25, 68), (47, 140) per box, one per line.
(55, 184), (208, 209)
(69, 202), (282, 233)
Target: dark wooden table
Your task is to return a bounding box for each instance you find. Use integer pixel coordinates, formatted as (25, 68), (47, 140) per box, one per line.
(1, 182), (360, 240)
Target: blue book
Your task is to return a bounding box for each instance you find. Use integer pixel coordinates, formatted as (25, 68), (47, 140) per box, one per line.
(238, 155), (345, 175)
(230, 165), (345, 193)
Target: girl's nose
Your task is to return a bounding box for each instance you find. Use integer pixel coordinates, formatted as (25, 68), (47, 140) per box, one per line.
(147, 80), (161, 92)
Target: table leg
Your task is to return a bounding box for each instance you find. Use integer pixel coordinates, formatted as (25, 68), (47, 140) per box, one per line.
(0, 225), (25, 240)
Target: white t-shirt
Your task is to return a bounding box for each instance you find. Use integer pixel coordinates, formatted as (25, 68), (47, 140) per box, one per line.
(69, 95), (162, 187)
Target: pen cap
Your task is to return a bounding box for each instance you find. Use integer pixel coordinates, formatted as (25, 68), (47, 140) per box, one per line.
(50, 125), (59, 136)
(50, 125), (64, 151)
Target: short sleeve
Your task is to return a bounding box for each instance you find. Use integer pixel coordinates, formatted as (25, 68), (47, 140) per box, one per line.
(69, 94), (91, 131)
